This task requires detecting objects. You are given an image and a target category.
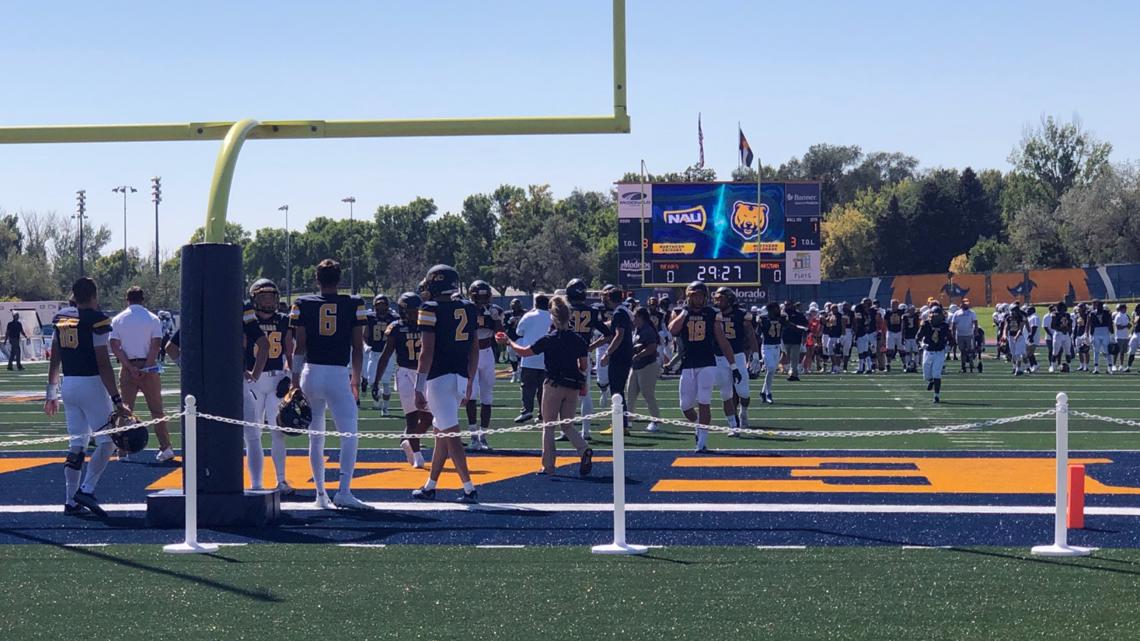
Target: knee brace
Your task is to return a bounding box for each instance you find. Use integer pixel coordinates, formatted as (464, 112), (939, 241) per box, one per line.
(64, 449), (85, 471)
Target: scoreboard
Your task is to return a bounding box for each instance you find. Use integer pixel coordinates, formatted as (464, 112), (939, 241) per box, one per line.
(617, 181), (820, 288)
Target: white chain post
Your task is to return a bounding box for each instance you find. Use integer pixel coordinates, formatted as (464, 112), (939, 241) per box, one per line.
(1032, 392), (1092, 557)
(592, 393), (647, 555)
(164, 395), (218, 554)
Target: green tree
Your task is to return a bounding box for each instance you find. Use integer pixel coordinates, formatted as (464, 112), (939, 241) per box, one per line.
(1008, 115), (1113, 207)
(189, 222), (251, 247)
(425, 214), (465, 271)
(821, 204), (875, 279)
(50, 216), (112, 293)
(370, 198), (434, 293)
(957, 167), (1002, 251)
(873, 194), (910, 275)
(457, 194), (496, 281)
(91, 248), (143, 303)
(1007, 203), (1071, 268)
(967, 236), (1019, 273)
(1056, 166), (1140, 265)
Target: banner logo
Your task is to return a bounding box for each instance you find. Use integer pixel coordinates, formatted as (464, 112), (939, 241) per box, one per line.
(662, 205), (707, 231)
(730, 201), (767, 240)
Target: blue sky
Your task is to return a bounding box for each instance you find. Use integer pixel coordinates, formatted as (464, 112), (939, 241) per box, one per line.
(2, 1), (1137, 258)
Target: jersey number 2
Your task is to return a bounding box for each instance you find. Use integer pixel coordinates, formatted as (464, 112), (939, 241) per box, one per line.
(454, 309), (470, 341)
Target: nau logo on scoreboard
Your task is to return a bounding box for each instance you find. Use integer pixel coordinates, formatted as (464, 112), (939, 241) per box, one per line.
(662, 205), (707, 231)
(730, 201), (767, 241)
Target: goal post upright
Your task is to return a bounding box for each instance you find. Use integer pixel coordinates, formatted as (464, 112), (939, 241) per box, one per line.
(0, 0), (631, 526)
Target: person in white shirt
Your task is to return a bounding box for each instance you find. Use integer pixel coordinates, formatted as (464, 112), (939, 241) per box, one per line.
(1113, 303), (1131, 372)
(949, 300), (979, 373)
(513, 294), (551, 423)
(109, 286), (173, 462)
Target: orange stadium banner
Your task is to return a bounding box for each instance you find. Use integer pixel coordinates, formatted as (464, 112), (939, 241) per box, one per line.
(889, 273), (985, 307)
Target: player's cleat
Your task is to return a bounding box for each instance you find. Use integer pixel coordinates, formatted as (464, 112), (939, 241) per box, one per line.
(156, 448), (176, 463)
(412, 452), (425, 469)
(63, 503), (87, 516)
(1092, 368), (1100, 374)
(646, 422), (659, 433)
(411, 487), (436, 501)
(276, 481), (295, 496)
(977, 362), (983, 373)
(400, 440), (416, 466)
(1049, 365), (1055, 373)
(314, 492), (335, 510)
(579, 448), (593, 477)
(72, 491), (107, 518)
(554, 433), (569, 442)
(514, 411), (533, 424)
(763, 393), (774, 404)
(456, 489), (479, 504)
(333, 492), (375, 511)
(933, 396), (940, 404)
(927, 380), (935, 391)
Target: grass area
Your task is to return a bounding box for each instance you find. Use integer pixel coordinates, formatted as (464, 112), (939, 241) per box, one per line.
(3, 544), (1140, 641)
(3, 358), (1140, 452)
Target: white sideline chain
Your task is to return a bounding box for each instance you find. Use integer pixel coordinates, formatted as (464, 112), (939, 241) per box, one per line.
(1070, 410), (1140, 429)
(623, 410), (1058, 439)
(5, 404), (1140, 449)
(0, 411), (186, 448)
(194, 410), (613, 441)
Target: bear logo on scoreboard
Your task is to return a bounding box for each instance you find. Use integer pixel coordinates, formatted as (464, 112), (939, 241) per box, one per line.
(730, 201), (768, 241)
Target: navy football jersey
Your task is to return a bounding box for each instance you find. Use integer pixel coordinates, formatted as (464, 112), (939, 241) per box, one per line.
(823, 311), (843, 338)
(386, 320), (422, 369)
(474, 304), (504, 349)
(717, 306), (752, 353)
(902, 312), (920, 339)
(365, 311), (398, 350)
(853, 308), (870, 337)
(886, 309), (904, 333)
(569, 301), (609, 344)
(919, 320), (951, 351)
(608, 305), (634, 361)
(244, 311), (289, 372)
(504, 309), (524, 340)
(1005, 314), (1026, 338)
(758, 315), (785, 346)
(289, 293), (366, 366)
(1052, 313), (1074, 335)
(679, 306), (720, 369)
(53, 307), (112, 377)
(419, 298), (478, 380)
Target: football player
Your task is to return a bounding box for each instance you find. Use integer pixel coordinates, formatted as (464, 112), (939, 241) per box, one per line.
(243, 279), (292, 492)
(566, 278), (612, 439)
(1004, 304), (1028, 376)
(465, 280), (503, 451)
(365, 295), (399, 415)
(1025, 305), (1041, 373)
(1113, 303), (1131, 372)
(884, 300), (904, 372)
(1127, 304), (1140, 372)
(669, 281), (738, 452)
(756, 302), (785, 402)
(375, 292), (429, 468)
(1050, 301), (1074, 373)
(594, 284), (634, 436)
(902, 304), (920, 373)
(290, 259), (371, 510)
(503, 298), (525, 383)
(853, 299), (873, 374)
(840, 302), (855, 372)
(1074, 303), (1090, 371)
(412, 264), (480, 503)
(917, 303), (951, 403)
(45, 278), (131, 516)
(1087, 300), (1113, 374)
(713, 287), (757, 433)
(1042, 304), (1057, 372)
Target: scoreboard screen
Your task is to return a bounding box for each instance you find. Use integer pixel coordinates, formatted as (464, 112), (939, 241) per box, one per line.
(616, 180), (820, 288)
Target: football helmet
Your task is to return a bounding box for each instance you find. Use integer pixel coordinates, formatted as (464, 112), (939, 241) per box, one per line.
(397, 292), (422, 322)
(277, 387), (313, 436)
(424, 265), (461, 298)
(275, 375), (291, 399)
(713, 286), (736, 310)
(108, 411), (148, 454)
(373, 294), (390, 314)
(685, 281), (708, 307)
(601, 283), (622, 305)
(469, 280), (493, 305)
(566, 278), (588, 302)
(249, 278), (280, 313)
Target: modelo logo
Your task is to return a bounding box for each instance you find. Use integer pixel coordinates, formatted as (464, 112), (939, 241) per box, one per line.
(730, 201), (768, 240)
(662, 205), (707, 231)
(619, 258), (646, 271)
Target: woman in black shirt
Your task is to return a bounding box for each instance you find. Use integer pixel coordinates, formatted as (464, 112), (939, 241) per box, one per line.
(504, 296), (593, 476)
(626, 307), (662, 432)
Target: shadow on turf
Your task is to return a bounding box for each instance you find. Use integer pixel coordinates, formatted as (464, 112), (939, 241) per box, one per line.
(0, 529), (283, 602)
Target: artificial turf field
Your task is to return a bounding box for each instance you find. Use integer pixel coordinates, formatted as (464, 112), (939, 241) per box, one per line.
(3, 357), (1140, 640)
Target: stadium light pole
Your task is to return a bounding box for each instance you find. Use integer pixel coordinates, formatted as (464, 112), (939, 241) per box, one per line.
(112, 185), (138, 282)
(278, 204), (291, 302)
(151, 177), (162, 277)
(74, 190), (87, 278)
(341, 196), (356, 294)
